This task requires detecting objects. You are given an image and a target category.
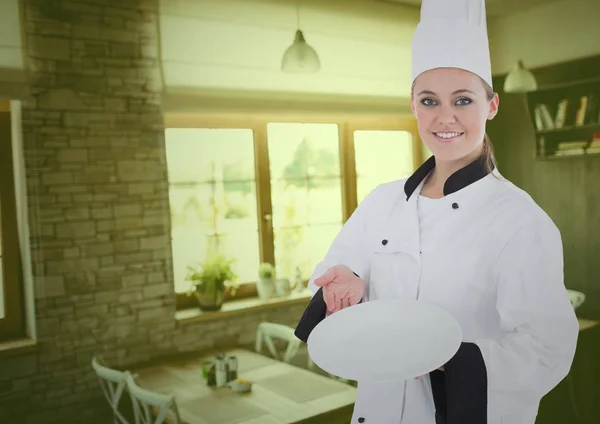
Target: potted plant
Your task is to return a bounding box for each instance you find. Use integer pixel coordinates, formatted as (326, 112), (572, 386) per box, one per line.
(257, 262), (276, 300)
(186, 255), (238, 311)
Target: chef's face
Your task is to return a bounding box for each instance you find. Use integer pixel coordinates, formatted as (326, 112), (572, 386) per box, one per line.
(410, 67), (499, 163)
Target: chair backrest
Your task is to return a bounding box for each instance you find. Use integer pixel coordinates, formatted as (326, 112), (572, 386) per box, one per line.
(255, 322), (301, 363)
(91, 356), (131, 424)
(126, 372), (182, 424)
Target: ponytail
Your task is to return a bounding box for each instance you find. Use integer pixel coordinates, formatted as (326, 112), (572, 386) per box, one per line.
(481, 78), (497, 173)
(482, 133), (497, 172)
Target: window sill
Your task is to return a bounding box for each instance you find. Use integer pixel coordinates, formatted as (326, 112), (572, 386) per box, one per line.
(176, 288), (313, 325)
(0, 338), (38, 358)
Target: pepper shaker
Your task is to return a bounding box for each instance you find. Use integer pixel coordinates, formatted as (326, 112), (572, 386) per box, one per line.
(227, 356), (238, 382)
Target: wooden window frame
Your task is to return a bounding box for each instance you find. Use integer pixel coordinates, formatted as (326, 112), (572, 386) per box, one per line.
(165, 112), (421, 310)
(0, 102), (25, 341)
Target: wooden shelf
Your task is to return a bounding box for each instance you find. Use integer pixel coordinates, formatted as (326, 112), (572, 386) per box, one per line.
(539, 152), (600, 161)
(536, 76), (600, 92)
(537, 122), (600, 135)
(526, 66), (600, 159)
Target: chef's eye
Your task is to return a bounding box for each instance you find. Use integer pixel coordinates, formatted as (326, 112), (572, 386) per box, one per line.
(421, 98), (436, 106)
(456, 97), (472, 106)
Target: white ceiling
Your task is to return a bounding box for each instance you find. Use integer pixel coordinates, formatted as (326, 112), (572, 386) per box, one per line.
(377, 0), (559, 17)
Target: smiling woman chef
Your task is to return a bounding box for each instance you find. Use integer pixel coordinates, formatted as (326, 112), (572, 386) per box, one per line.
(293, 0), (579, 423)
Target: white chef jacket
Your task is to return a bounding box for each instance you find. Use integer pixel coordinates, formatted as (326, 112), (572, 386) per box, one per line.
(295, 156), (579, 424)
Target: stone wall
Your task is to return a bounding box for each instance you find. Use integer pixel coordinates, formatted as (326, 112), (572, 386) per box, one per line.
(0, 1), (307, 423)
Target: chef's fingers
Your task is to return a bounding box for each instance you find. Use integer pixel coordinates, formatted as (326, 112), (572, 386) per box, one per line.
(314, 266), (338, 287)
(332, 291), (342, 313)
(323, 287), (335, 312)
(341, 297), (350, 310)
(348, 292), (361, 306)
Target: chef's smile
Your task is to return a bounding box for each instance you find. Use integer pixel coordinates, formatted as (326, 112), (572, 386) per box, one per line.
(432, 131), (465, 142)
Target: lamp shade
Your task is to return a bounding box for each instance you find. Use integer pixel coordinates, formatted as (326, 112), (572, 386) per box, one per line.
(504, 60), (537, 93)
(281, 30), (321, 73)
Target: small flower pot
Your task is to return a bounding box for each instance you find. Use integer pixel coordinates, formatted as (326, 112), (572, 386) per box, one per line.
(195, 284), (226, 311)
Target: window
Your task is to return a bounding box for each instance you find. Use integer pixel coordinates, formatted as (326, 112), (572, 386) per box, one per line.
(165, 128), (260, 294)
(165, 114), (421, 306)
(0, 103), (25, 341)
(353, 130), (416, 203)
(267, 123), (344, 281)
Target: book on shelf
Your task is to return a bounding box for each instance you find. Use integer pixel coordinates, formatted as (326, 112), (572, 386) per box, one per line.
(534, 104), (554, 130)
(557, 141), (589, 150)
(575, 96), (587, 126)
(547, 134), (600, 156)
(550, 140), (589, 157)
(554, 148), (585, 156)
(555, 99), (568, 128)
(585, 132), (600, 153)
(554, 95), (598, 128)
(571, 94), (599, 127)
(586, 147), (600, 154)
(534, 93), (599, 131)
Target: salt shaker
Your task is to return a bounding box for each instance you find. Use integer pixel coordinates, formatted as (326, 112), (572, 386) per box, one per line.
(215, 355), (227, 387)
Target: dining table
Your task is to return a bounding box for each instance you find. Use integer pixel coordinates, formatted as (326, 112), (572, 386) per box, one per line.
(132, 348), (357, 424)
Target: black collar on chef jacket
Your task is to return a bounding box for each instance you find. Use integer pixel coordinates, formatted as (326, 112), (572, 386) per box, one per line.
(404, 154), (493, 201)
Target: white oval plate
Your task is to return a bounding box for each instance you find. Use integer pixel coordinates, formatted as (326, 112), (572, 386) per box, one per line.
(307, 298), (463, 382)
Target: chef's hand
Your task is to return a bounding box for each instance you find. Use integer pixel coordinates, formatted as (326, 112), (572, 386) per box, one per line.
(314, 265), (365, 314)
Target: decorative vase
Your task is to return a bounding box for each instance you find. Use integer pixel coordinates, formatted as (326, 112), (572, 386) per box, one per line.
(257, 277), (275, 300)
(195, 283), (226, 311)
(275, 278), (291, 297)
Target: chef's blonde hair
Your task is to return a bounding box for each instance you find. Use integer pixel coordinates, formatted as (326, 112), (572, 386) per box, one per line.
(481, 79), (497, 173)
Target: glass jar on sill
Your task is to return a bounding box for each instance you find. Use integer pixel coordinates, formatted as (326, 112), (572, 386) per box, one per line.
(275, 277), (291, 297)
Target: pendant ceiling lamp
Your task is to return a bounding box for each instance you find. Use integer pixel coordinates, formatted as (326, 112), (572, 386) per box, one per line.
(281, 1), (321, 73)
(503, 59), (537, 93)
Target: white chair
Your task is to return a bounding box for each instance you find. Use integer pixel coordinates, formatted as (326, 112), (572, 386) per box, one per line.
(126, 372), (182, 424)
(91, 356), (131, 424)
(255, 322), (313, 365)
(255, 322), (351, 384)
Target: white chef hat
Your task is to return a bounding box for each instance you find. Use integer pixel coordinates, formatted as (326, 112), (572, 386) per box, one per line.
(411, 0), (493, 90)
